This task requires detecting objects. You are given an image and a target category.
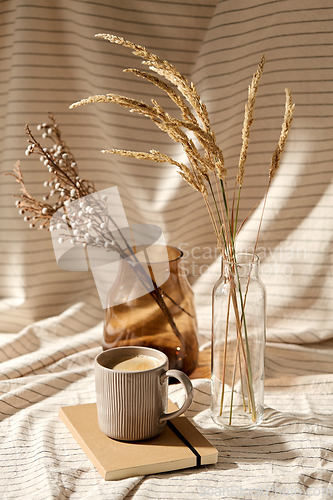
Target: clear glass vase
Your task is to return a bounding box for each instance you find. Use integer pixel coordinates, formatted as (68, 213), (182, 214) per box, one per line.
(211, 253), (266, 428)
(103, 246), (199, 376)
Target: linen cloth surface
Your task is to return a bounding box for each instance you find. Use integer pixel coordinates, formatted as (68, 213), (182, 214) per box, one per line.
(0, 0), (333, 498)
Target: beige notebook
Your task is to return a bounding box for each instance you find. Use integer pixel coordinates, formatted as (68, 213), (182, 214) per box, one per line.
(59, 402), (218, 481)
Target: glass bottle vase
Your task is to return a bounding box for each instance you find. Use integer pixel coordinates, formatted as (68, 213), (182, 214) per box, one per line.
(211, 253), (266, 428)
(103, 246), (198, 376)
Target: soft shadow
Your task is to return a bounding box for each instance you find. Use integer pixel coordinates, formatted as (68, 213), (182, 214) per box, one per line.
(190, 409), (296, 465)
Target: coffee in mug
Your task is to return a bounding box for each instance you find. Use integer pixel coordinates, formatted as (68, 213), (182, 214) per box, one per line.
(94, 346), (193, 441)
(108, 354), (162, 372)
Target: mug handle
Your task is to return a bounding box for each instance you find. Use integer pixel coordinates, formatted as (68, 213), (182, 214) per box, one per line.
(159, 369), (194, 423)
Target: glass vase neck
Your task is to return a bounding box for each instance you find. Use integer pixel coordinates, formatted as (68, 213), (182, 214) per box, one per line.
(222, 253), (259, 279)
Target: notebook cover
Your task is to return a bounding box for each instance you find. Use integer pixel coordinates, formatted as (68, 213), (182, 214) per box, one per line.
(59, 402), (218, 480)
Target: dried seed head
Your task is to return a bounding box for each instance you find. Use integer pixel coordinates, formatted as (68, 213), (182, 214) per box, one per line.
(269, 88), (295, 181)
(215, 158), (227, 181)
(237, 54), (266, 186)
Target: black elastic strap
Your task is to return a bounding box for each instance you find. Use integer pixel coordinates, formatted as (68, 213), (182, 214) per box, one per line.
(167, 420), (201, 467)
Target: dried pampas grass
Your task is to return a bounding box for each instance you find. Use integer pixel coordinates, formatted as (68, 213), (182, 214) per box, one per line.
(70, 33), (294, 260)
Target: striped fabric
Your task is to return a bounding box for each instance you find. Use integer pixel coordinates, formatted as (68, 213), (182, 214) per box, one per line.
(0, 0), (332, 498)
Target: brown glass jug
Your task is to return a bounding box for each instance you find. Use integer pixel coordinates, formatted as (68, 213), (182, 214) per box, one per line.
(103, 246), (198, 376)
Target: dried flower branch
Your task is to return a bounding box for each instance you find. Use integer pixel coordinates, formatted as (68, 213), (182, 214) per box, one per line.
(94, 33), (211, 129)
(237, 54), (266, 186)
(124, 68), (196, 123)
(269, 88), (295, 180)
(70, 34), (226, 196)
(4, 115), (95, 230)
(253, 87), (295, 259)
(5, 161), (52, 229)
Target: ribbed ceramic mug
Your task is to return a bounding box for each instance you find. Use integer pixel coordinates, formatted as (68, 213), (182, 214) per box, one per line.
(94, 346), (194, 441)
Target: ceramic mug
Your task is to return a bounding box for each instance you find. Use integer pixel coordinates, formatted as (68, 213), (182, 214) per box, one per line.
(94, 346), (194, 441)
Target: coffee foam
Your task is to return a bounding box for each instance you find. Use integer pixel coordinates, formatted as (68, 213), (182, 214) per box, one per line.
(110, 354), (161, 372)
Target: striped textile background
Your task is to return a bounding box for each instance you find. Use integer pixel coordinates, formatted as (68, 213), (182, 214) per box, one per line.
(0, 1), (332, 498)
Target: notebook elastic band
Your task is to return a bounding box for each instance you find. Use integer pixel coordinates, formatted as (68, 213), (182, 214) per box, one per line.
(167, 420), (201, 467)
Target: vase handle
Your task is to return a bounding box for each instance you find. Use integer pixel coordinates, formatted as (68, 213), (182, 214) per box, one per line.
(159, 369), (193, 423)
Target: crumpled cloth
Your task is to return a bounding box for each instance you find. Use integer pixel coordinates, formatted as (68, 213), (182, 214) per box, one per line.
(1, 307), (333, 500)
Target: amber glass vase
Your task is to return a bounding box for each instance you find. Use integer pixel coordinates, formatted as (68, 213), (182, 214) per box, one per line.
(103, 246), (198, 376)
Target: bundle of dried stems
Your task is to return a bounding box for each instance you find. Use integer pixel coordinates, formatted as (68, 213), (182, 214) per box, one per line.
(69, 34), (295, 422)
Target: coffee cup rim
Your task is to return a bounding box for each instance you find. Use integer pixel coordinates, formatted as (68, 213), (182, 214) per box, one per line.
(94, 346), (168, 373)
